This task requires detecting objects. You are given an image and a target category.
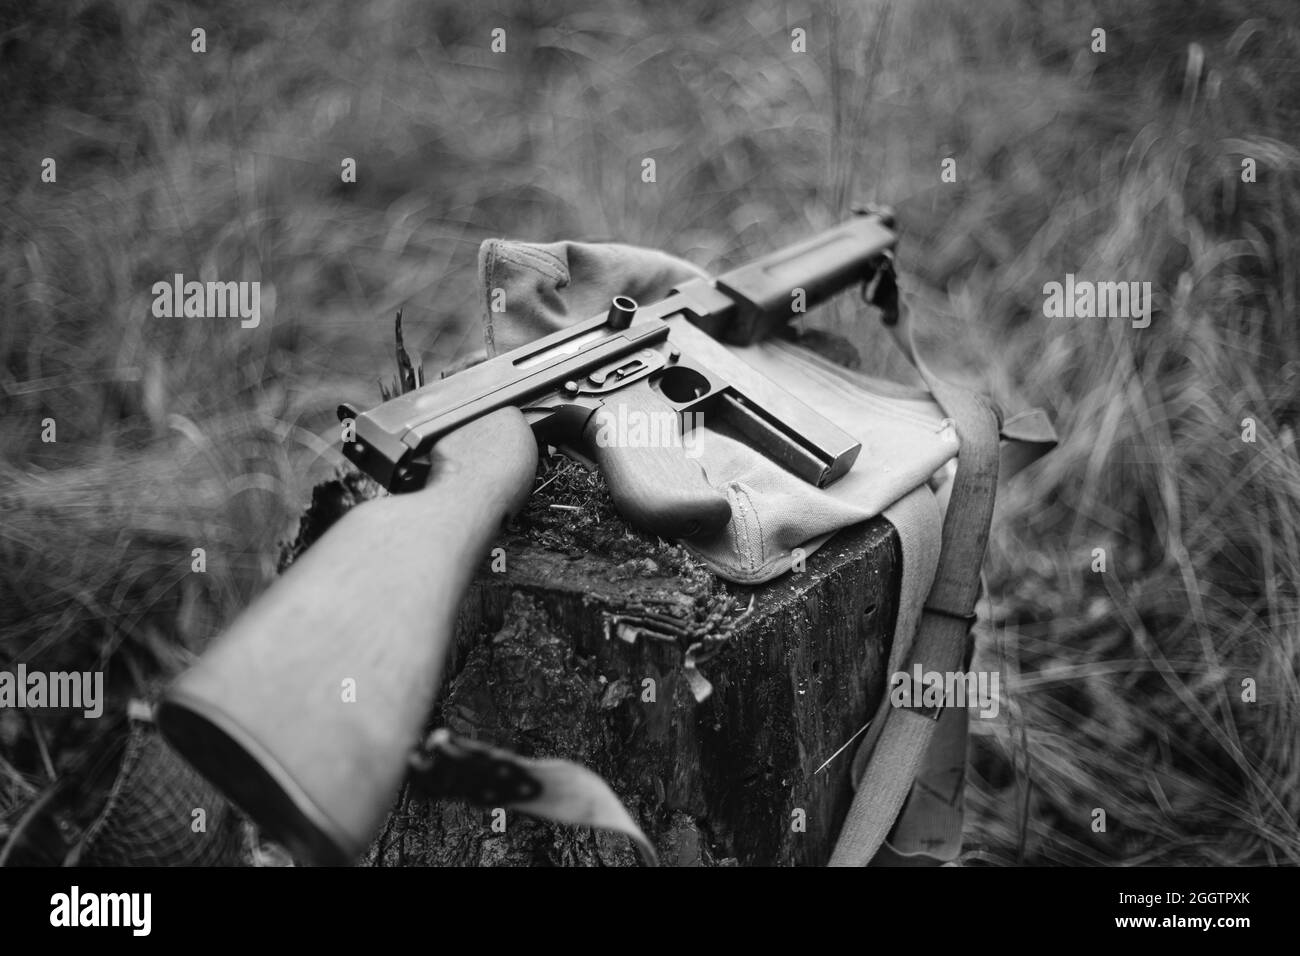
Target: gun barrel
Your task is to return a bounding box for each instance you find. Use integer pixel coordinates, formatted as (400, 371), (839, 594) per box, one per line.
(714, 215), (896, 344)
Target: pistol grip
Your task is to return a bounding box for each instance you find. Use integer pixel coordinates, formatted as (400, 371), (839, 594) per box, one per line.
(582, 383), (731, 539)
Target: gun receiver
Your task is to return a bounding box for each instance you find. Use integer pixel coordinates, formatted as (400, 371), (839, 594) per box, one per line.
(339, 213), (897, 539)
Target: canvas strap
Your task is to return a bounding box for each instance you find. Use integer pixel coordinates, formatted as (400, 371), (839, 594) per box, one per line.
(829, 310), (1010, 867)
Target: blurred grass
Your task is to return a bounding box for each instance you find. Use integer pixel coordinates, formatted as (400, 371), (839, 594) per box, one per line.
(2, 0), (1298, 865)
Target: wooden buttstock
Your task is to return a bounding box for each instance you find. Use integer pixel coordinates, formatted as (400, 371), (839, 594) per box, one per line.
(157, 407), (538, 865)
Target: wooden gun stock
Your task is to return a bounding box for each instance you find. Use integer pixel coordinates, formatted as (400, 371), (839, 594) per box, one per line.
(157, 408), (538, 865)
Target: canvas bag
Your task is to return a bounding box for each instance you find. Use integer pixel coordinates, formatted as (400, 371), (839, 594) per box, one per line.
(476, 234), (1054, 865)
(480, 238), (959, 584)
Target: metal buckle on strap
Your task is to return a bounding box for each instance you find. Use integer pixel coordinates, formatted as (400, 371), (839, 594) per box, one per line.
(914, 700), (945, 722)
(894, 672), (949, 722)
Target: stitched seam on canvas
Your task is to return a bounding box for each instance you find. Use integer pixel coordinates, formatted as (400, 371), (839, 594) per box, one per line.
(493, 243), (569, 285)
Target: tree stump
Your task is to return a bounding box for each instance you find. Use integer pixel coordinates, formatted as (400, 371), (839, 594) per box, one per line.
(282, 457), (899, 867)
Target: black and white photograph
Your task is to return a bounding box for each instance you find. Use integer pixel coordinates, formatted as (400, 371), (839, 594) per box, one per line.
(0, 0), (1295, 933)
